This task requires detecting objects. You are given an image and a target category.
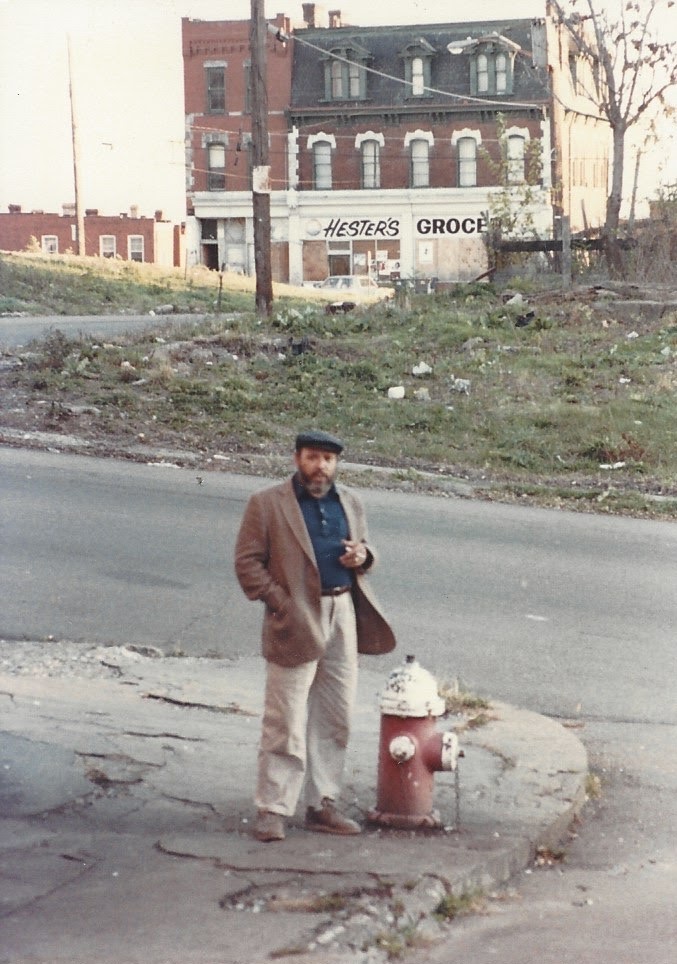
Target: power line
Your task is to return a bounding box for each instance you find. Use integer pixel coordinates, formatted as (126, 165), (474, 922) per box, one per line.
(290, 29), (547, 113)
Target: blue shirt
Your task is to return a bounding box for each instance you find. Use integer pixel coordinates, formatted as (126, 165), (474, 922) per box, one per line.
(294, 476), (352, 591)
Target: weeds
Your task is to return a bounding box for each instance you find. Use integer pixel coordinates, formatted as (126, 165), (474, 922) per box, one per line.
(439, 679), (491, 717)
(2, 253), (677, 518)
(433, 888), (485, 921)
(585, 772), (603, 800)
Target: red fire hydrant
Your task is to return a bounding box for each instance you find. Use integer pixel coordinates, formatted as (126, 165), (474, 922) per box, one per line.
(367, 655), (461, 829)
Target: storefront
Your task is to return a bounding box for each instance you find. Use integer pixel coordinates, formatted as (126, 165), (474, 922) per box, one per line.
(188, 187), (550, 285)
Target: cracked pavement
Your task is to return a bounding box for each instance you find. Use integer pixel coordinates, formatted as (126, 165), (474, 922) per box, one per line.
(0, 644), (588, 963)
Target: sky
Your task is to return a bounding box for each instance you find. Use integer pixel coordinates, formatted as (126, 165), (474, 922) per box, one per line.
(0, 0), (675, 225)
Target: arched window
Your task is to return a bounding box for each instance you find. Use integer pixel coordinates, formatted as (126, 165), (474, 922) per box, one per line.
(401, 40), (434, 98)
(476, 53), (489, 93)
(410, 138), (430, 188)
(411, 57), (425, 96)
(313, 141), (333, 189)
(507, 135), (526, 184)
(361, 140), (380, 189)
(330, 61), (343, 98)
(457, 137), (477, 187)
(348, 61), (361, 98)
(495, 53), (508, 93)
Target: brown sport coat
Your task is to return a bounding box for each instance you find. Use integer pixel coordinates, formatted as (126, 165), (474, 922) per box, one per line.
(234, 477), (397, 666)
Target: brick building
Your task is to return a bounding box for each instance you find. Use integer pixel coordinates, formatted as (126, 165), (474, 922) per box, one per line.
(182, 13), (293, 275)
(183, 4), (609, 284)
(0, 206), (179, 266)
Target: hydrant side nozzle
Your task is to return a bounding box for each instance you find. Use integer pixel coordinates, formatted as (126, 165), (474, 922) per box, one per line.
(441, 731), (460, 771)
(389, 734), (416, 763)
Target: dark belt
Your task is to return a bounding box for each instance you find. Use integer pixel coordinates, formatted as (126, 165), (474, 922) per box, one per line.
(321, 585), (352, 597)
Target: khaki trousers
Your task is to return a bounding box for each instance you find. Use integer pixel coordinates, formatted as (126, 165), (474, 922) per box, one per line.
(255, 593), (359, 815)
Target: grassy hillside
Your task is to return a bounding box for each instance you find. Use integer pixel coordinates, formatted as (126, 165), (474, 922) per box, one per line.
(1, 252), (676, 518)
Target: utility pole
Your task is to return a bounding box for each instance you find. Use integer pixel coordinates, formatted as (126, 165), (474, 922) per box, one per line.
(249, 0), (274, 315)
(67, 36), (86, 257)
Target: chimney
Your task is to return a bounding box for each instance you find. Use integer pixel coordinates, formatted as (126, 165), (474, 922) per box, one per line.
(329, 9), (341, 27)
(302, 3), (328, 27)
(8, 204), (22, 213)
(130, 204), (139, 219)
(62, 202), (76, 217)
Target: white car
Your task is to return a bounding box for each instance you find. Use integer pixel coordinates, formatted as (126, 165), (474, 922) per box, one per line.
(314, 275), (395, 303)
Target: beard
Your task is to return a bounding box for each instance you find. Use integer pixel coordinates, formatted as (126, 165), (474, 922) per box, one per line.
(297, 466), (336, 498)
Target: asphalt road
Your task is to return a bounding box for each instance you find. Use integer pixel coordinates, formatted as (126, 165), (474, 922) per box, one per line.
(2, 446), (674, 722)
(0, 313), (204, 349)
(2, 446), (676, 962)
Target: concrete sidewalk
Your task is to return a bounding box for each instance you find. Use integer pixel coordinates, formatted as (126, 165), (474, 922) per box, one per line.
(0, 646), (588, 964)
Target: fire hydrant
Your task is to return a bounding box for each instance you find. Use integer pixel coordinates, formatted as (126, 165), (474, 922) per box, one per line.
(367, 655), (461, 829)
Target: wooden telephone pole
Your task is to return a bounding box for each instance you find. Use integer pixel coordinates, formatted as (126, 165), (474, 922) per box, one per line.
(250, 0), (274, 315)
(67, 36), (86, 257)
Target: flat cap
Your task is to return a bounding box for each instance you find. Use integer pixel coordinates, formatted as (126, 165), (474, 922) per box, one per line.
(295, 429), (344, 454)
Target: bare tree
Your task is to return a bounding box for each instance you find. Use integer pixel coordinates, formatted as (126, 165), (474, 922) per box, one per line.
(550, 0), (677, 269)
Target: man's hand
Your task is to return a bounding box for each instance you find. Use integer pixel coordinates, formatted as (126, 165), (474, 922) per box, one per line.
(339, 540), (368, 569)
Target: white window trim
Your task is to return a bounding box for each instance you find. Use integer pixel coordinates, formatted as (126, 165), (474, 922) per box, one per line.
(506, 132), (528, 184)
(404, 129), (434, 148)
(505, 126), (530, 142)
(128, 235), (144, 262)
(307, 132), (336, 149)
(203, 132), (229, 148)
(409, 137), (431, 188)
(456, 137), (478, 187)
(41, 235), (58, 254)
(355, 131), (385, 149)
(99, 235), (116, 258)
(359, 137), (382, 189)
(312, 140), (333, 190)
(451, 128), (482, 148)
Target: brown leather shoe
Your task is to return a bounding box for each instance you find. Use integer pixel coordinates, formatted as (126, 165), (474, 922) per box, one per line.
(254, 810), (285, 842)
(305, 798), (361, 835)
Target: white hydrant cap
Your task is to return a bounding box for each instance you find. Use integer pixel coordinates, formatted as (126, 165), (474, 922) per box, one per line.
(379, 655), (446, 718)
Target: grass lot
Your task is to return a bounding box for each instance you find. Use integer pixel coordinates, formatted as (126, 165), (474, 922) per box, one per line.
(1, 252), (676, 518)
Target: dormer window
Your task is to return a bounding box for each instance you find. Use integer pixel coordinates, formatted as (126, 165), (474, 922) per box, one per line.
(411, 58), (425, 96)
(495, 52), (508, 93)
(476, 53), (489, 93)
(401, 38), (435, 98)
(323, 43), (369, 101)
(460, 33), (519, 97)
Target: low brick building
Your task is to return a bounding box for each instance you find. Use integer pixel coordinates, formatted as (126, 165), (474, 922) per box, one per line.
(0, 206), (179, 266)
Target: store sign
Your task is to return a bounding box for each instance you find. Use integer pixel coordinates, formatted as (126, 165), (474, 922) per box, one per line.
(416, 216), (487, 236)
(306, 217), (401, 240)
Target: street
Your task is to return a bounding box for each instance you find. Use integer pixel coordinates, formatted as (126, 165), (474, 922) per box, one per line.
(0, 313), (204, 350)
(1, 446), (676, 961)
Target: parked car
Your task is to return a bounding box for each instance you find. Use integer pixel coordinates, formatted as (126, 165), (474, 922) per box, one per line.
(314, 274), (395, 302)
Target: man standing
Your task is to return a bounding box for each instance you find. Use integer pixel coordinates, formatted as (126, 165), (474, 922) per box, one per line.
(234, 429), (396, 842)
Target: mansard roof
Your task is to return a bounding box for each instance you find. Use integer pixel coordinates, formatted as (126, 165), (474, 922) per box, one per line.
(290, 18), (550, 110)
